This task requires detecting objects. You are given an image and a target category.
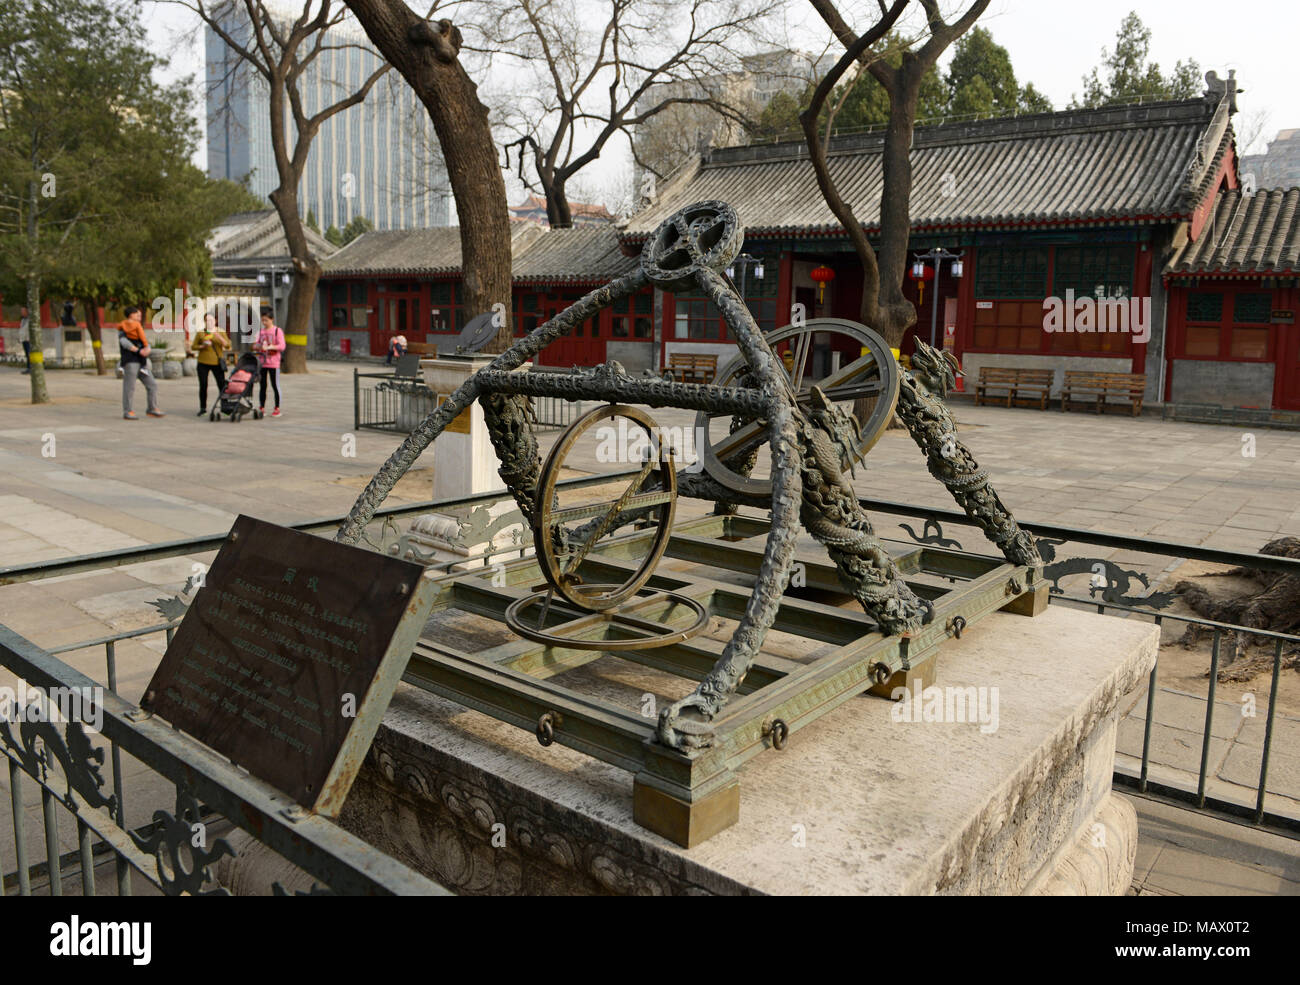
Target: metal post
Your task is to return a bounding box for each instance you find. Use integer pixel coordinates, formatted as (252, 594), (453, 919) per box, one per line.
(1197, 629), (1221, 807)
(929, 258), (940, 349)
(41, 789), (60, 896)
(77, 819), (95, 897)
(1140, 616), (1160, 792)
(105, 641), (130, 896)
(1255, 639), (1284, 822)
(9, 760), (30, 896)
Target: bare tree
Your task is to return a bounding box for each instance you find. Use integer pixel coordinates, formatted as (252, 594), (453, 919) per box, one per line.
(801, 0), (990, 347)
(176, 0), (391, 372)
(344, 0), (514, 349)
(485, 0), (764, 228)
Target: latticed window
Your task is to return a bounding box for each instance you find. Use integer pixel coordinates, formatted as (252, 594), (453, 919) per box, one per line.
(974, 247), (1049, 298)
(1181, 289), (1273, 361)
(330, 280), (370, 330)
(1186, 293), (1223, 322)
(611, 291), (653, 339)
(1052, 244), (1136, 298)
(1231, 292), (1272, 359)
(429, 281), (458, 333)
(1233, 292), (1271, 324)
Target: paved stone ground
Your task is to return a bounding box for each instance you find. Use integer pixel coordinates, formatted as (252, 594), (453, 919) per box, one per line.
(1, 361), (1297, 894)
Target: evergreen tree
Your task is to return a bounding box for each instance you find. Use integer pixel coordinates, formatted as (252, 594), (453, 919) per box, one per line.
(1072, 11), (1201, 108)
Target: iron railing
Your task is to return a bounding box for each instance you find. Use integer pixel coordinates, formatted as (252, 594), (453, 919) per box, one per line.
(0, 473), (636, 896)
(354, 369), (440, 434)
(354, 368), (583, 434)
(857, 494), (1300, 834)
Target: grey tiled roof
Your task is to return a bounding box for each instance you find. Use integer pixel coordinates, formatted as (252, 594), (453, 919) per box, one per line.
(511, 226), (637, 283)
(621, 97), (1233, 238)
(320, 224), (635, 283)
(1166, 187), (1300, 276)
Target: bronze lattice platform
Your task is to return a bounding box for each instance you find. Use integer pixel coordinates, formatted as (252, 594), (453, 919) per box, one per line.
(402, 512), (1045, 846)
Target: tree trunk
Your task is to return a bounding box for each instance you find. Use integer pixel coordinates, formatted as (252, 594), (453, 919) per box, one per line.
(83, 297), (106, 375)
(25, 275), (49, 404)
(345, 2), (513, 350)
(867, 60), (923, 350)
(547, 178), (573, 229)
(268, 187), (315, 373)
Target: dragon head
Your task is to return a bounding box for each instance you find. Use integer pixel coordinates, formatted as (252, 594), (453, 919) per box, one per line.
(910, 339), (962, 397)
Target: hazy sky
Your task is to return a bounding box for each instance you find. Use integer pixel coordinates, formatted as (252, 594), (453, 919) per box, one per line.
(143, 0), (1297, 207)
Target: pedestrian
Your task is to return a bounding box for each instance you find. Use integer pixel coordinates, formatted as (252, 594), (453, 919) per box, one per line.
(19, 306), (31, 374)
(386, 333), (407, 365)
(189, 312), (230, 415)
(118, 306), (164, 420)
(254, 306), (285, 418)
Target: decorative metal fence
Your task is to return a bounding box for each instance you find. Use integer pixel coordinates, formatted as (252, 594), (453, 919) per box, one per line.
(354, 369), (440, 434)
(354, 367), (584, 434)
(860, 495), (1300, 833)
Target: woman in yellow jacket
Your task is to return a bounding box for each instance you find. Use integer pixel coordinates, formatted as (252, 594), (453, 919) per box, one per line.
(189, 313), (231, 415)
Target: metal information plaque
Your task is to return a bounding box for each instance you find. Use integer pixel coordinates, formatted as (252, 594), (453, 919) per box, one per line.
(141, 515), (436, 816)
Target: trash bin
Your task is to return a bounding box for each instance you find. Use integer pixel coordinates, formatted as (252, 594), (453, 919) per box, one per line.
(340, 338), (351, 356)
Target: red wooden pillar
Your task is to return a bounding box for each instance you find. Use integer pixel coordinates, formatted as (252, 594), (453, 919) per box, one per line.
(1131, 246), (1153, 375)
(777, 248), (793, 327)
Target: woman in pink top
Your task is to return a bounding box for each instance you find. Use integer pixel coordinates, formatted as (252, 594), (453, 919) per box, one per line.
(254, 306), (286, 417)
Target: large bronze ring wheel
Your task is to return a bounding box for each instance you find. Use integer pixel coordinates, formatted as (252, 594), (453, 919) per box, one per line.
(534, 404), (677, 611)
(696, 318), (901, 498)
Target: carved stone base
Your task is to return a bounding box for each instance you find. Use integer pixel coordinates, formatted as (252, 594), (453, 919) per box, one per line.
(335, 605), (1156, 895)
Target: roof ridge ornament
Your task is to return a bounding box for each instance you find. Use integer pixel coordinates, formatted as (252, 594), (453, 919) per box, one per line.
(1203, 69), (1240, 114)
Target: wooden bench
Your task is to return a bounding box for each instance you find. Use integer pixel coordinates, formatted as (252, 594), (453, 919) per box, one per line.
(974, 367), (1054, 410)
(1061, 371), (1146, 415)
(406, 342), (437, 357)
(666, 352), (717, 384)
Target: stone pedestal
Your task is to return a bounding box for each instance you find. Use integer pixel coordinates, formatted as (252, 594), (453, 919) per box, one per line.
(338, 606), (1157, 895)
(420, 354), (504, 502)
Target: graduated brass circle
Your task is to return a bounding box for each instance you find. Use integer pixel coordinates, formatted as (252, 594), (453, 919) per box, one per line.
(504, 589), (708, 650)
(697, 318), (901, 498)
(535, 404), (676, 611)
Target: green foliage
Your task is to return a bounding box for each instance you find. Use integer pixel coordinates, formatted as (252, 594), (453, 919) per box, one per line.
(325, 225), (344, 247)
(306, 208), (320, 233)
(340, 215), (374, 245)
(1017, 83), (1053, 114)
(0, 0), (255, 313)
(946, 27), (1019, 116)
(746, 27), (1050, 143)
(1071, 11), (1201, 108)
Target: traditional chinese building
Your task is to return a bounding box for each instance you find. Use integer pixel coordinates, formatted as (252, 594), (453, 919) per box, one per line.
(318, 224), (653, 369)
(317, 72), (1300, 410)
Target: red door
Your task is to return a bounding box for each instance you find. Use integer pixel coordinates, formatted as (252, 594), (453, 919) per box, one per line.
(372, 283), (422, 356)
(537, 295), (602, 367)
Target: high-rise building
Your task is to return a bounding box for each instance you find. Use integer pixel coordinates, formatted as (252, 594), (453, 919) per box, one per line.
(1239, 129), (1300, 188)
(205, 5), (449, 231)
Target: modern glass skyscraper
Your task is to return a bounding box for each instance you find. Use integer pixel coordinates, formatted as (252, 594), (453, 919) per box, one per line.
(205, 7), (450, 231)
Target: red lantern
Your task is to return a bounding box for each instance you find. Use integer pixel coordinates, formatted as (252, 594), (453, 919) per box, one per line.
(809, 264), (835, 303)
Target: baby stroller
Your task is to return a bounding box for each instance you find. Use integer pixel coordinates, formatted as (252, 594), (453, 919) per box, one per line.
(210, 353), (263, 422)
